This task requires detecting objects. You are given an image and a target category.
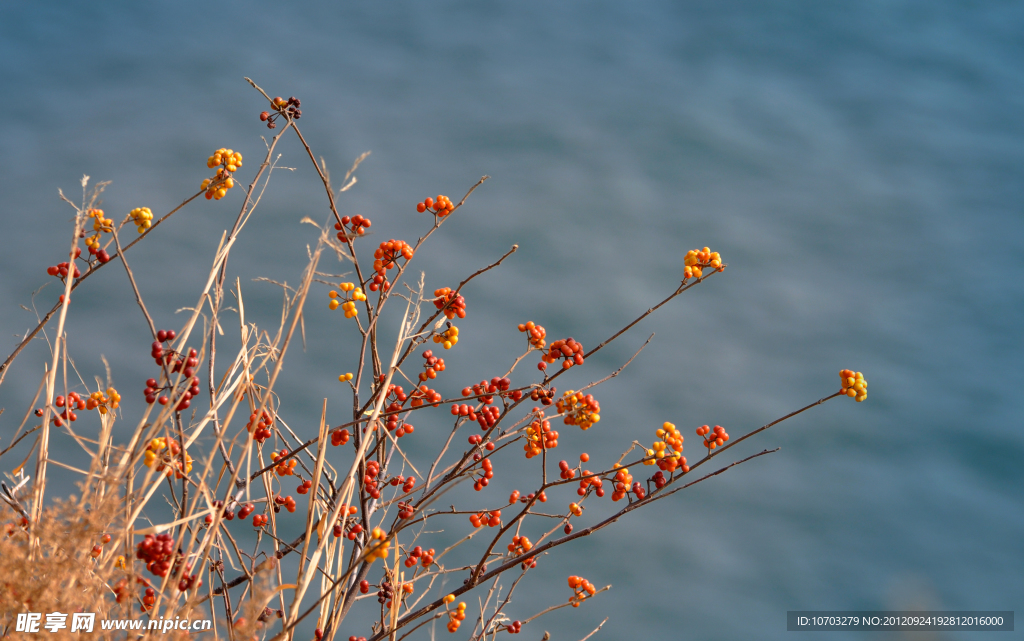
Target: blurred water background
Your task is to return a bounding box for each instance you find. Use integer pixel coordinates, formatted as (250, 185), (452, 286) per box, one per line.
(0, 2), (1021, 639)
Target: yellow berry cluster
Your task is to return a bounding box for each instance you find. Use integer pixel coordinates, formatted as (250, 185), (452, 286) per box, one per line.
(364, 527), (390, 563)
(129, 207), (153, 234)
(555, 390), (601, 430)
(443, 595), (467, 633)
(683, 247), (724, 280)
(87, 388), (121, 415)
(644, 422), (687, 473)
(338, 372), (354, 383)
(85, 209), (114, 249)
(840, 369), (867, 401)
(143, 438), (192, 479)
(432, 324), (459, 349)
(200, 148), (242, 200)
(328, 283), (366, 318)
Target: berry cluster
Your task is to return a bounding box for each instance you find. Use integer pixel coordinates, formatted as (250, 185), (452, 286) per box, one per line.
(363, 460), (381, 499)
(418, 349), (445, 382)
(329, 505), (360, 538)
(143, 438), (192, 479)
(567, 575), (597, 606)
(252, 513), (269, 527)
(403, 545), (435, 569)
(149, 328), (177, 364)
(200, 148), (243, 200)
(840, 369), (867, 402)
(507, 535), (533, 557)
(683, 247), (724, 280)
(328, 282), (366, 318)
(529, 386), (557, 406)
(540, 337), (584, 371)
(176, 563), (202, 592)
(338, 372), (354, 383)
(388, 474), (417, 493)
(645, 422), (688, 473)
(371, 239), (414, 292)
(696, 424), (729, 450)
(245, 409), (273, 443)
(84, 209), (114, 263)
(136, 533), (177, 577)
(556, 390), (601, 430)
(86, 387), (121, 415)
(50, 392), (85, 427)
(364, 527), (390, 563)
(524, 411), (558, 458)
(443, 595), (467, 633)
(409, 384), (442, 409)
(461, 376), (512, 405)
(504, 620), (523, 634)
(517, 321), (547, 350)
(473, 457), (495, 491)
(610, 466), (634, 502)
(568, 501), (584, 517)
(129, 207), (153, 234)
(416, 195), (455, 217)
(296, 479), (313, 495)
(432, 323), (460, 349)
(330, 427), (350, 446)
(469, 510), (502, 528)
(259, 96), (302, 129)
(334, 214), (372, 241)
(89, 533), (112, 559)
(433, 287), (467, 319)
(273, 494), (297, 513)
(46, 256), (81, 280)
(237, 503), (256, 520)
(577, 468), (605, 498)
(271, 449), (297, 476)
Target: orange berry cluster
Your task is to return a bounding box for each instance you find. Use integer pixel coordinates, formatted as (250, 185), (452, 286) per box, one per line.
(416, 195), (454, 217)
(331, 427), (350, 446)
(246, 409), (274, 443)
(567, 575), (597, 606)
(252, 513), (269, 527)
(524, 410), (558, 458)
(645, 422), (688, 473)
(418, 349), (446, 382)
(540, 337), (584, 371)
(530, 386), (557, 406)
(334, 214), (372, 241)
(697, 424), (729, 450)
(129, 207), (153, 234)
(273, 494), (297, 513)
(143, 438), (192, 479)
(364, 527), (390, 563)
(556, 390), (601, 430)
(403, 545), (435, 569)
(577, 467), (605, 498)
(271, 449), (297, 476)
(683, 247), (724, 280)
(409, 384), (442, 408)
(568, 501), (584, 517)
(611, 466), (635, 502)
(201, 148), (242, 200)
(507, 535), (533, 557)
(363, 460), (382, 499)
(84, 209), (114, 262)
(328, 282), (367, 318)
(473, 457), (494, 491)
(433, 287), (467, 319)
(517, 321), (547, 350)
(86, 387), (121, 414)
(136, 533), (176, 577)
(469, 510), (502, 528)
(433, 323), (460, 349)
(443, 596), (467, 633)
(840, 369), (868, 401)
(371, 239), (414, 292)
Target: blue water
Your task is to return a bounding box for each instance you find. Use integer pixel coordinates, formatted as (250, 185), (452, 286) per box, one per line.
(1, 2), (1021, 639)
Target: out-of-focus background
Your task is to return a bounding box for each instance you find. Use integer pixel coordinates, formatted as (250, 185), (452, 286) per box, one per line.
(1, 2), (1021, 639)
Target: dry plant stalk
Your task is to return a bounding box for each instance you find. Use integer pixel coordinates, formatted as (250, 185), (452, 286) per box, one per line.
(0, 78), (867, 641)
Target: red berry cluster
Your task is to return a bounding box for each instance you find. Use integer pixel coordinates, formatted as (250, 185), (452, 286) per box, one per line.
(204, 500), (236, 523)
(50, 392), (85, 427)
(510, 490), (547, 505)
(334, 214), (372, 241)
(363, 460), (381, 499)
(469, 510), (501, 528)
(416, 195), (454, 217)
(529, 386), (557, 406)
(557, 460), (577, 480)
(176, 563), (202, 592)
(540, 337), (584, 371)
(433, 287), (466, 319)
(462, 377), (513, 405)
(388, 474), (417, 493)
(473, 457), (495, 491)
(409, 384), (442, 408)
(466, 433), (496, 452)
(651, 470), (669, 490)
(611, 467), (635, 502)
(697, 424), (729, 450)
(403, 545), (435, 568)
(524, 410), (558, 458)
(271, 449), (297, 476)
(370, 239), (414, 292)
(504, 620), (523, 634)
(418, 349), (446, 382)
(397, 501), (415, 519)
(136, 533), (177, 577)
(259, 96), (302, 129)
(517, 321), (547, 350)
(246, 409), (274, 443)
(252, 514), (269, 527)
(332, 507), (363, 540)
(141, 587), (156, 611)
(238, 503), (255, 520)
(46, 253), (82, 280)
(296, 479), (313, 495)
(273, 494), (297, 513)
(330, 427), (350, 446)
